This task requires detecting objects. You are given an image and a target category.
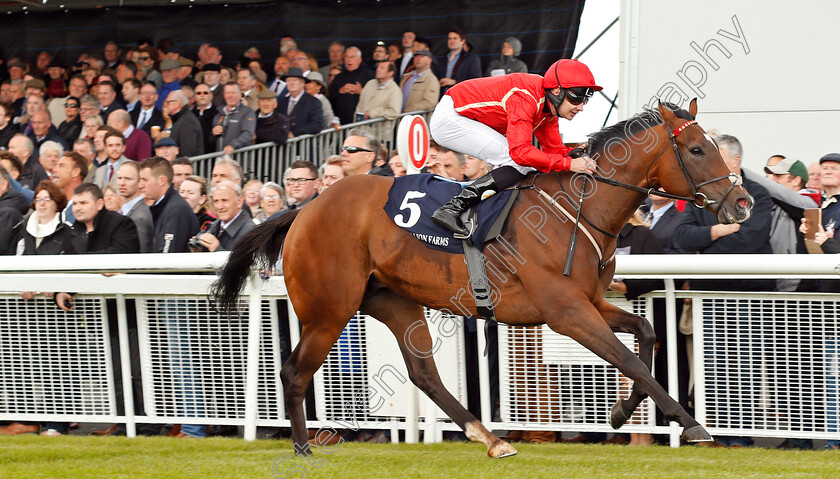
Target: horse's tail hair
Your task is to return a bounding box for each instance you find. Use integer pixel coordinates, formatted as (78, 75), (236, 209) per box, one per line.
(210, 209), (302, 315)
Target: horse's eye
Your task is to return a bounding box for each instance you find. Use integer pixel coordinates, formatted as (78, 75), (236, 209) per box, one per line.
(690, 146), (703, 156)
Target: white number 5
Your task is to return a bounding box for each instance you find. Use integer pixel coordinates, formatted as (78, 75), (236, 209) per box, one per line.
(394, 191), (426, 227)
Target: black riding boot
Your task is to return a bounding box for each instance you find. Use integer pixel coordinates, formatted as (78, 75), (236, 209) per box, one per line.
(432, 166), (526, 238)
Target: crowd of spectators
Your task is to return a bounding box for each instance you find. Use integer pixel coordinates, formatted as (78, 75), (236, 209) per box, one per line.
(0, 36), (837, 450)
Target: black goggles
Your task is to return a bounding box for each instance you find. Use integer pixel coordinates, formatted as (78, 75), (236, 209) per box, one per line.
(564, 87), (594, 105)
(342, 145), (373, 154)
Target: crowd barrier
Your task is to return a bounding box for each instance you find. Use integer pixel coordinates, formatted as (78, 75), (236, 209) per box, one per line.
(0, 254), (839, 447)
(189, 110), (433, 182)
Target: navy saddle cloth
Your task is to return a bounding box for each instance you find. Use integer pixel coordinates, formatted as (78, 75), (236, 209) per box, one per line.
(383, 174), (513, 254)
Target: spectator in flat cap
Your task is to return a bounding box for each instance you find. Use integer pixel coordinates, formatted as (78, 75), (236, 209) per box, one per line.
(254, 88), (289, 145)
(200, 63), (225, 108)
(153, 137), (180, 164)
(178, 58), (198, 89)
(156, 58), (182, 111)
(400, 48), (440, 112)
(277, 68), (322, 137)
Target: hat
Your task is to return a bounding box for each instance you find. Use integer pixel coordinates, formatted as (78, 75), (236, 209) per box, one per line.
(48, 59), (65, 69)
(202, 63), (221, 72)
(178, 58), (194, 68)
(543, 59), (603, 91)
(764, 157), (809, 184)
(25, 78), (46, 90)
(159, 59), (180, 71)
(154, 137), (178, 148)
(305, 71), (327, 89)
(413, 49), (434, 59)
(257, 89), (278, 100)
(7, 59), (26, 70)
(282, 67), (306, 80)
(820, 153), (840, 165)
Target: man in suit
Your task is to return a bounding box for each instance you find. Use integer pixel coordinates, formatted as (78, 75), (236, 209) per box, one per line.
(648, 195), (683, 254)
(191, 181), (253, 252)
(116, 160), (154, 252)
(107, 109), (152, 162)
(276, 68), (322, 138)
(399, 49), (440, 112)
(93, 130), (129, 190)
(135, 82), (165, 135)
(97, 81), (126, 120)
(163, 90), (203, 157)
(236, 69), (259, 111)
(267, 57), (289, 95)
(395, 31), (415, 83)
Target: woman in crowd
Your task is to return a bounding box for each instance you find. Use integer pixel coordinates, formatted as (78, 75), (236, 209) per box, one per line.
(243, 179), (263, 214)
(83, 114), (103, 140)
(18, 181), (76, 437)
(485, 37), (528, 76)
(252, 182), (285, 224)
(304, 72), (340, 130)
(178, 175), (215, 231)
(103, 185), (123, 212)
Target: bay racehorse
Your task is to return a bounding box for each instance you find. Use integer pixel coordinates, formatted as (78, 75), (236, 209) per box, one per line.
(213, 100), (753, 457)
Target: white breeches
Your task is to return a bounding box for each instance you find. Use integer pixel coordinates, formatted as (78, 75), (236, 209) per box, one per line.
(429, 95), (535, 175)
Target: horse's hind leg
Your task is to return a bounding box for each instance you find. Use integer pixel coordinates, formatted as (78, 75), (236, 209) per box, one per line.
(544, 298), (711, 443)
(360, 288), (517, 458)
(281, 320), (350, 455)
(595, 298), (656, 429)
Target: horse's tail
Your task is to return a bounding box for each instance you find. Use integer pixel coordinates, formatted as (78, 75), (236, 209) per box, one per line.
(210, 209), (302, 315)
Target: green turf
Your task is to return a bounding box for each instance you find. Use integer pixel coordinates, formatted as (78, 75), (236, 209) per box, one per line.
(1, 436), (837, 479)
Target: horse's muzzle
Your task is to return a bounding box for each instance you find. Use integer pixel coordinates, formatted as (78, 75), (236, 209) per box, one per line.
(718, 191), (754, 224)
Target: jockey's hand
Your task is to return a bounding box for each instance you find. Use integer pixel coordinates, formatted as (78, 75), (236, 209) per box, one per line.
(569, 155), (596, 175)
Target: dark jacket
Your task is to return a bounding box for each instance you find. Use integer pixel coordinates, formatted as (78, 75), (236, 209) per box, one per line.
(22, 216), (76, 255)
(18, 156), (49, 191)
(649, 203), (684, 254)
(169, 107), (204, 157)
(99, 99), (127, 122)
(70, 209), (140, 254)
(148, 185), (200, 253)
(0, 187), (30, 215)
(134, 107), (166, 135)
(276, 93), (322, 137)
(0, 123), (17, 148)
(616, 223), (665, 300)
(0, 207), (24, 255)
(202, 210), (254, 251)
(673, 174), (774, 291)
(28, 127), (68, 161)
(437, 49), (482, 95)
(255, 112), (290, 145)
(58, 116), (83, 146)
(191, 103), (219, 156)
(328, 67), (374, 125)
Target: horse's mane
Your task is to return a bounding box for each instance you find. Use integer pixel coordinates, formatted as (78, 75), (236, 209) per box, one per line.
(586, 102), (694, 156)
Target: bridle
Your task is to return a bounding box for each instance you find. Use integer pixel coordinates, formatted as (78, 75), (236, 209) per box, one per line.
(590, 119), (742, 214)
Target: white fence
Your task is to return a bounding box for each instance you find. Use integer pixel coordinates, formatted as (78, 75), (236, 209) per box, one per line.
(0, 254), (839, 447)
(189, 110), (433, 182)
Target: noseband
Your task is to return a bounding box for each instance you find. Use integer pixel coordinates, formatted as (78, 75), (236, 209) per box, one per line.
(591, 119), (741, 214)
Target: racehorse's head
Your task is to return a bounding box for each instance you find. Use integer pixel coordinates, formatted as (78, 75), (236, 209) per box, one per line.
(655, 99), (753, 224)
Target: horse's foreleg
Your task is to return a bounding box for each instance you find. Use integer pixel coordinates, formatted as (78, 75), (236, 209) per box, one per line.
(360, 289), (517, 458)
(544, 299), (711, 443)
(594, 298), (655, 429)
(281, 322), (348, 455)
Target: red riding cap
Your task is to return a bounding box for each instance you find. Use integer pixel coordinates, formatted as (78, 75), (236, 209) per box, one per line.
(543, 59), (602, 91)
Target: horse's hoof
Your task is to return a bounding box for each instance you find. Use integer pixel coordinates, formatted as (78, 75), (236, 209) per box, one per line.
(610, 400), (629, 429)
(488, 439), (518, 458)
(682, 425), (713, 443)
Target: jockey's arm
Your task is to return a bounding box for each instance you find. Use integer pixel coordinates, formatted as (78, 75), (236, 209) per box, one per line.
(506, 94), (574, 173)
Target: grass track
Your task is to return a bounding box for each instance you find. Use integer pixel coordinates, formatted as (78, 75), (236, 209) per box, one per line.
(1, 436), (838, 479)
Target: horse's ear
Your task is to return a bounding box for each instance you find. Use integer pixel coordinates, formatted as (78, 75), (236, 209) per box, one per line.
(688, 98), (698, 118)
(657, 100), (675, 123)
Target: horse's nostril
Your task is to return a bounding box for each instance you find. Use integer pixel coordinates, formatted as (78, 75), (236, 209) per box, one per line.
(736, 198), (749, 209)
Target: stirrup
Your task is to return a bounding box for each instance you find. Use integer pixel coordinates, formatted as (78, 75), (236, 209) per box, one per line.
(453, 214), (477, 240)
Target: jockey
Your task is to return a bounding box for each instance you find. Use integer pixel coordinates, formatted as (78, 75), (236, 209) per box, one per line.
(430, 59), (602, 238)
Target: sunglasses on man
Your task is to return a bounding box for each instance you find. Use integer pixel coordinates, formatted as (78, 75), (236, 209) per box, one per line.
(341, 146), (373, 154)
